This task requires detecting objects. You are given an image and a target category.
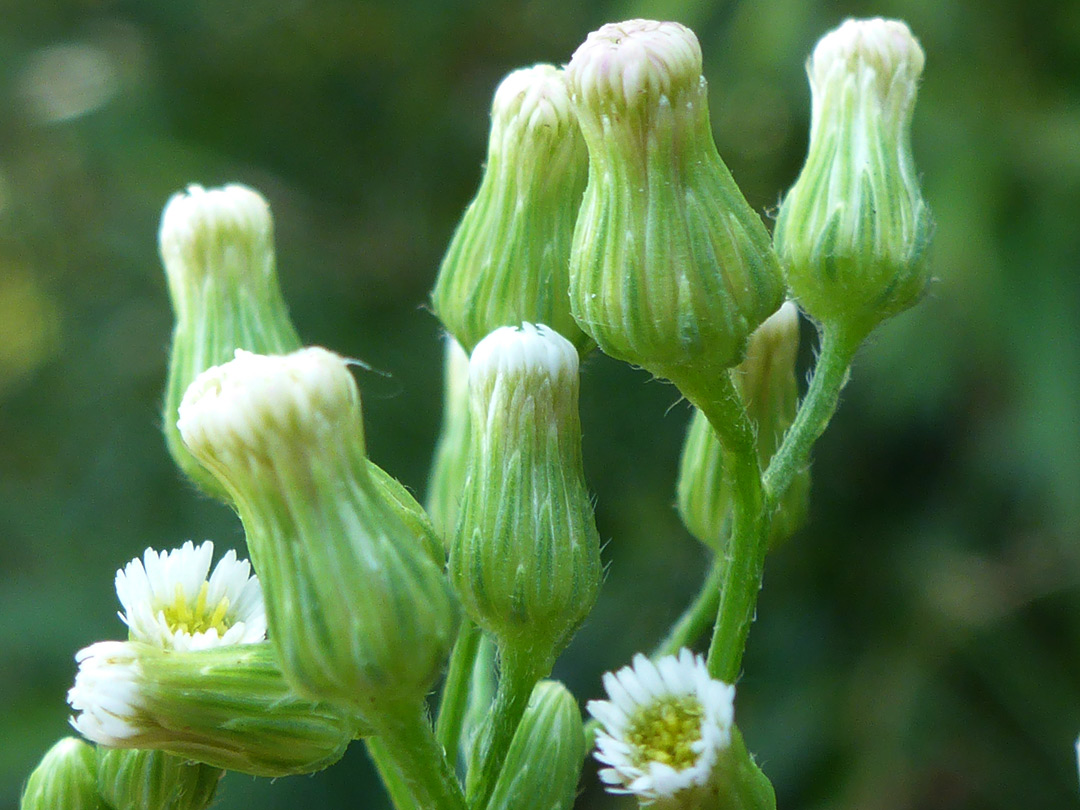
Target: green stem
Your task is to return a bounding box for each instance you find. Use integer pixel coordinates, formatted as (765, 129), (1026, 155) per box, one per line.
(654, 553), (725, 658)
(436, 619), (482, 770)
(364, 738), (419, 810)
(465, 643), (548, 809)
(762, 322), (859, 510)
(677, 369), (767, 684)
(370, 701), (467, 810)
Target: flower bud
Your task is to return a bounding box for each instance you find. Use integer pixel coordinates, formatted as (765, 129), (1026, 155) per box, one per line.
(433, 65), (589, 353)
(566, 20), (784, 391)
(68, 641), (360, 777)
(774, 18), (932, 340)
(177, 348), (457, 712)
(425, 337), (472, 542)
(160, 184), (302, 501)
(21, 738), (103, 810)
(95, 748), (219, 810)
(677, 302), (808, 549)
(487, 681), (584, 810)
(449, 324), (600, 660)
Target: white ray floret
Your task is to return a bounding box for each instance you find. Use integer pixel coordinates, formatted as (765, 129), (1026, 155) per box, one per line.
(587, 648), (735, 802)
(67, 640), (145, 745)
(115, 540), (265, 651)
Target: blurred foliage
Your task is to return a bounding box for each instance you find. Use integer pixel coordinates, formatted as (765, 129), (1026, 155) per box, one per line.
(2, 0), (1079, 808)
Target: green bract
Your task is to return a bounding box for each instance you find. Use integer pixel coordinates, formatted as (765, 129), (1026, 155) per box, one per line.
(566, 19), (785, 392)
(433, 64), (589, 353)
(774, 18), (932, 341)
(160, 184), (302, 502)
(177, 347), (457, 714)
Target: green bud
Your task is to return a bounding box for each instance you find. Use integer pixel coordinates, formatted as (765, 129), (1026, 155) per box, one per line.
(449, 324), (600, 660)
(177, 348), (458, 712)
(487, 681), (584, 810)
(68, 640), (359, 777)
(160, 184), (302, 501)
(21, 738), (103, 810)
(95, 748), (219, 810)
(433, 64), (590, 353)
(774, 18), (932, 341)
(566, 20), (785, 390)
(425, 336), (472, 543)
(677, 302), (809, 549)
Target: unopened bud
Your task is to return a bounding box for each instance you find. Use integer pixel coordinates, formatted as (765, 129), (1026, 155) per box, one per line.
(21, 738), (103, 810)
(159, 184), (301, 501)
(450, 324), (600, 660)
(177, 348), (457, 713)
(68, 641), (359, 777)
(433, 65), (589, 353)
(425, 337), (472, 542)
(567, 20), (784, 391)
(775, 18), (932, 340)
(487, 681), (584, 810)
(678, 302), (808, 549)
(95, 748), (219, 810)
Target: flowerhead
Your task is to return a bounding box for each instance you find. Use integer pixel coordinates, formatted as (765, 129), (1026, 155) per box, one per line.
(588, 649), (735, 803)
(115, 540), (265, 651)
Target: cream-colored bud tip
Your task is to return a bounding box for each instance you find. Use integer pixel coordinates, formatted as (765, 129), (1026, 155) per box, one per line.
(177, 347), (357, 456)
(469, 323), (578, 384)
(492, 64), (574, 130)
(811, 18), (924, 91)
(567, 19), (702, 109)
(159, 183), (271, 262)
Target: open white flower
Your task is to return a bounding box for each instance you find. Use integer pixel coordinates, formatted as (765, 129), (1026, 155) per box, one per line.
(115, 540), (265, 651)
(587, 649), (735, 803)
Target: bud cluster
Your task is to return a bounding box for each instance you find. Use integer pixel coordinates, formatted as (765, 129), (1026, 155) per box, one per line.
(23, 13), (934, 810)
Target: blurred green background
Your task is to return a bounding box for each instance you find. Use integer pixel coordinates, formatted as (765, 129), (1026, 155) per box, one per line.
(2, 0), (1079, 807)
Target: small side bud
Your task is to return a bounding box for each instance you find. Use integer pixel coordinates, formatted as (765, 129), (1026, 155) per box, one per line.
(678, 302), (809, 549)
(450, 324), (600, 661)
(95, 748), (219, 810)
(566, 20), (785, 391)
(21, 738), (103, 810)
(425, 336), (472, 542)
(68, 641), (360, 777)
(775, 19), (932, 340)
(178, 348), (457, 712)
(487, 681), (585, 810)
(160, 184), (302, 501)
(433, 65), (590, 353)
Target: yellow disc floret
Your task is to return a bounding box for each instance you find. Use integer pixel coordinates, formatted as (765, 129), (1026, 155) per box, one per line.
(159, 582), (232, 637)
(625, 695), (704, 771)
